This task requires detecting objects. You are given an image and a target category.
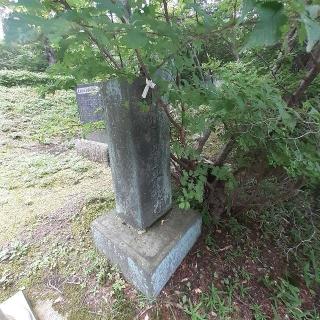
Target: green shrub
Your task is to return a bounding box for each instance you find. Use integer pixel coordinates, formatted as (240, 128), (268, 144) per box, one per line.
(0, 43), (48, 72)
(0, 69), (76, 89)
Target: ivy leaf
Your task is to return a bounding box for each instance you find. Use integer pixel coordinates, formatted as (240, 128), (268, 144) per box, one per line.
(301, 14), (320, 52)
(243, 1), (287, 49)
(120, 29), (148, 49)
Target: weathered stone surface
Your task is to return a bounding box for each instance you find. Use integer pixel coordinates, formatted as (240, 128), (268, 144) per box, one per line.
(34, 300), (66, 320)
(92, 208), (202, 298)
(76, 82), (105, 124)
(0, 291), (36, 320)
(75, 82), (108, 162)
(74, 139), (109, 164)
(101, 78), (171, 229)
(76, 82), (108, 144)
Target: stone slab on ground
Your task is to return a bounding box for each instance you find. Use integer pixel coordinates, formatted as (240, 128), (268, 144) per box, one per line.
(34, 300), (66, 320)
(74, 138), (109, 164)
(0, 291), (36, 320)
(92, 208), (202, 298)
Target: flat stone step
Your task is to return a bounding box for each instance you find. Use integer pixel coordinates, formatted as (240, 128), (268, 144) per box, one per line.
(74, 138), (109, 164)
(91, 208), (202, 298)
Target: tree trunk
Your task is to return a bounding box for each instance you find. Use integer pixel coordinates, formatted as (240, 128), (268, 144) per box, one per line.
(44, 37), (56, 65)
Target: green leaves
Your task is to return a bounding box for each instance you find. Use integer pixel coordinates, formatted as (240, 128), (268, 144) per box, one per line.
(120, 29), (148, 49)
(301, 14), (320, 52)
(241, 1), (320, 53)
(95, 0), (126, 18)
(178, 166), (208, 209)
(242, 1), (287, 49)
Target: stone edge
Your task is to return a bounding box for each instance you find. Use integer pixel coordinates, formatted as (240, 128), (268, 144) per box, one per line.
(74, 138), (109, 164)
(91, 210), (202, 297)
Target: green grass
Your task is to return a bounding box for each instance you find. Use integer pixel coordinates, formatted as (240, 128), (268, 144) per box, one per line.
(0, 85), (81, 143)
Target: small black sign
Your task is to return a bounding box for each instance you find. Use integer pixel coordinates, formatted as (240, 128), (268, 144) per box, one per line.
(76, 83), (104, 124)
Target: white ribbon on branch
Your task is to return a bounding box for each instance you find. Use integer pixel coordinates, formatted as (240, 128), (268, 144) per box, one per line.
(141, 78), (156, 99)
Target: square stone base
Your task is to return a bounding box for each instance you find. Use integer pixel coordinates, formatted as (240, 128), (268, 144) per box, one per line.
(74, 139), (109, 164)
(91, 208), (202, 298)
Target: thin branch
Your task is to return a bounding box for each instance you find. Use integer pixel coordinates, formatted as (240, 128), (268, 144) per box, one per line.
(111, 13), (124, 68)
(56, 0), (121, 70)
(157, 98), (184, 134)
(85, 29), (122, 70)
(56, 0), (72, 10)
(196, 128), (211, 153)
(162, 0), (170, 23)
(272, 27), (297, 75)
(287, 48), (320, 107)
(170, 153), (192, 171)
(190, 44), (205, 82)
(135, 49), (150, 78)
(194, 0), (199, 24)
(155, 53), (174, 71)
(212, 137), (236, 166)
(255, 52), (290, 95)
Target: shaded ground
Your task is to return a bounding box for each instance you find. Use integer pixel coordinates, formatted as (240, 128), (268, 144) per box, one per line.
(0, 85), (319, 320)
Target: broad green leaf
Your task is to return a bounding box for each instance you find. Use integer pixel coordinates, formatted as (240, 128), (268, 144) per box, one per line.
(244, 1), (287, 49)
(306, 5), (320, 19)
(120, 29), (148, 49)
(301, 14), (320, 52)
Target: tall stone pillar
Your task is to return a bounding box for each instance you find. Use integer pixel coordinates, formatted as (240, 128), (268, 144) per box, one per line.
(92, 77), (202, 297)
(102, 78), (172, 229)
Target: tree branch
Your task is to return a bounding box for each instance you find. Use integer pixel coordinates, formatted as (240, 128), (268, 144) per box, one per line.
(56, 0), (121, 70)
(255, 52), (290, 95)
(170, 153), (193, 171)
(162, 0), (170, 23)
(157, 98), (186, 145)
(110, 13), (124, 68)
(135, 49), (150, 78)
(85, 29), (122, 70)
(155, 53), (174, 71)
(56, 0), (72, 10)
(287, 48), (320, 107)
(212, 137), (236, 166)
(272, 27), (297, 75)
(196, 128), (211, 153)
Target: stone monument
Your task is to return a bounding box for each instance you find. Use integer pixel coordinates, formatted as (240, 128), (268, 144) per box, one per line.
(74, 82), (109, 164)
(91, 77), (202, 297)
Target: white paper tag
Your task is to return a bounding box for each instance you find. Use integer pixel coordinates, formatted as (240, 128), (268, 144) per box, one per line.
(142, 78), (156, 99)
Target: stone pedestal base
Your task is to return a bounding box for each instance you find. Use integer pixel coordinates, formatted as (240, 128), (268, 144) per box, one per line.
(91, 208), (202, 298)
(74, 139), (109, 164)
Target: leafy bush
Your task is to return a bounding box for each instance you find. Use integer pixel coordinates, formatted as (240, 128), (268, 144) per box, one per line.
(0, 43), (48, 72)
(6, 0), (320, 214)
(0, 70), (76, 90)
(0, 86), (80, 143)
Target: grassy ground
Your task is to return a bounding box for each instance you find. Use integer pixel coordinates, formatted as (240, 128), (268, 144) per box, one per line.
(0, 84), (319, 319)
